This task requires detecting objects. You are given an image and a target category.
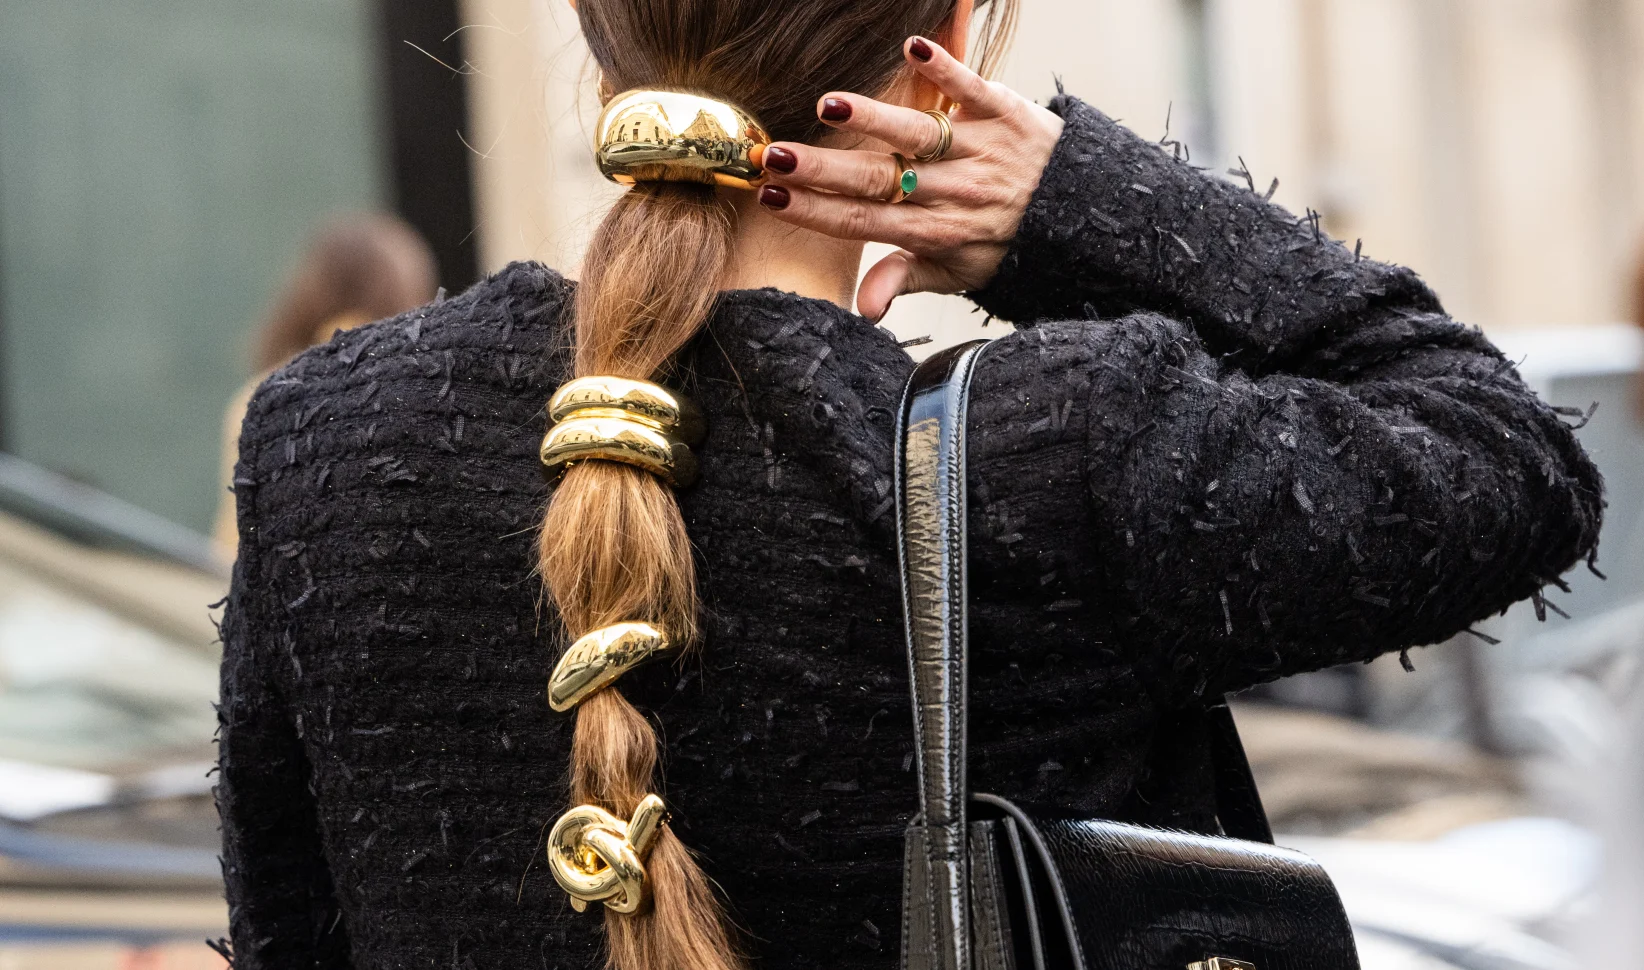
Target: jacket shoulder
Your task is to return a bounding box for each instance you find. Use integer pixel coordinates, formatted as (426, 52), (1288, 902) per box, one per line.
(240, 262), (571, 447)
(234, 261), (571, 515)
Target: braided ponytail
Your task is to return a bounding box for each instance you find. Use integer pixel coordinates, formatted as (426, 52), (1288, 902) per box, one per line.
(539, 182), (740, 969)
(539, 3), (1020, 967)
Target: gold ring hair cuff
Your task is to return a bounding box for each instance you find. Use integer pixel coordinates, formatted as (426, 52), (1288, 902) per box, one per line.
(595, 89), (772, 189)
(549, 376), (705, 446)
(539, 415), (699, 487)
(915, 108), (954, 163)
(547, 622), (675, 712)
(548, 795), (669, 914)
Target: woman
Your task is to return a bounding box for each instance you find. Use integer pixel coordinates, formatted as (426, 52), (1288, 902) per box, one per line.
(216, 1), (1603, 967)
(211, 214), (435, 551)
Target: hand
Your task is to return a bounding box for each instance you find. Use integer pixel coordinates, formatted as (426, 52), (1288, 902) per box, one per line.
(756, 35), (1064, 321)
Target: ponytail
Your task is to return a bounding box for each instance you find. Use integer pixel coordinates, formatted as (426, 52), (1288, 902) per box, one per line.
(539, 182), (744, 969)
(543, 3), (1023, 965)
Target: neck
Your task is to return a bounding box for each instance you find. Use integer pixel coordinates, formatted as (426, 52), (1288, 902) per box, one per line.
(720, 190), (864, 310)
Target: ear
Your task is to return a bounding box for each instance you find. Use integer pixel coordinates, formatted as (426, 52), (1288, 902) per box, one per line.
(909, 0), (974, 110)
(937, 0), (975, 65)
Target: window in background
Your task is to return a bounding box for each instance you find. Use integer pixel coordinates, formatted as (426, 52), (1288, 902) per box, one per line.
(0, 0), (385, 533)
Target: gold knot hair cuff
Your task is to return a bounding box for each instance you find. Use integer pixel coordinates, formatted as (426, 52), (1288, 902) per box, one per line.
(547, 622), (675, 712)
(540, 377), (702, 487)
(595, 89), (771, 189)
(548, 795), (669, 914)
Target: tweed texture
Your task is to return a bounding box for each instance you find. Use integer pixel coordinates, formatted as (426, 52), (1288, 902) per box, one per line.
(216, 96), (1602, 969)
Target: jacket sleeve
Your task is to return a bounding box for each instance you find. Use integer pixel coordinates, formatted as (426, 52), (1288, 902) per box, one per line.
(217, 391), (353, 968)
(964, 96), (1604, 703)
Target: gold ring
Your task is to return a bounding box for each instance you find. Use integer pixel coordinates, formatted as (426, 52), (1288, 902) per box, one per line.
(888, 153), (917, 204)
(914, 109), (953, 163)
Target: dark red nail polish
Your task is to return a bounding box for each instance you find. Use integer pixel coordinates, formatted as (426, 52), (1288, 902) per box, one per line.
(758, 185), (791, 210)
(820, 98), (852, 123)
(764, 146), (798, 174)
(909, 37), (933, 61)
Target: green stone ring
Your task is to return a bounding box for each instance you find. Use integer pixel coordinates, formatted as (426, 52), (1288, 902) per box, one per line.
(889, 152), (918, 204)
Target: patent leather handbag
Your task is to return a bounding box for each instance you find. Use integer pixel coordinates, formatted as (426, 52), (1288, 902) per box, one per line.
(894, 341), (1361, 970)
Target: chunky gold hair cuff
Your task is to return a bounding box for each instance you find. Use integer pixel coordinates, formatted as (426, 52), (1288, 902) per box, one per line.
(547, 622), (674, 712)
(541, 377), (702, 486)
(549, 376), (705, 446)
(595, 89), (771, 189)
(540, 415), (699, 486)
(548, 794), (669, 914)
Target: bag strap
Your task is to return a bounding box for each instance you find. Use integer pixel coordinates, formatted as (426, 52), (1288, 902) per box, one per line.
(894, 340), (1277, 962)
(1207, 697), (1274, 843)
(896, 340), (990, 970)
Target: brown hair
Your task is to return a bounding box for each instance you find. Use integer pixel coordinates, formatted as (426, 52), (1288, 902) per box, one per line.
(255, 213), (436, 371)
(539, 3), (1017, 968)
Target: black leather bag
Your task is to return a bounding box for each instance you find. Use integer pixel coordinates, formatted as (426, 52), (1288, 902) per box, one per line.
(894, 342), (1361, 970)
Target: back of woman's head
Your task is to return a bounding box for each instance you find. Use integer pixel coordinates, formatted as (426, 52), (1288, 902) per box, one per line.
(539, 3), (1014, 967)
(255, 213), (436, 371)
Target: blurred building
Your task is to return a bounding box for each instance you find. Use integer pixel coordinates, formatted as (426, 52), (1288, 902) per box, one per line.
(0, 1), (478, 536)
(2, 2), (1643, 967)
(457, 0), (1644, 345)
(4, 0), (1641, 535)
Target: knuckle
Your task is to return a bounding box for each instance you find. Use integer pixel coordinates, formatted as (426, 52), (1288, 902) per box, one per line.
(945, 178), (990, 207)
(927, 222), (967, 250)
(839, 204), (876, 240)
(852, 100), (878, 131)
(850, 161), (887, 199)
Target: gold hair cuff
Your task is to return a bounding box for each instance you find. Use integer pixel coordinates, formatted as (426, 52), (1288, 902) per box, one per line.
(547, 622), (674, 712)
(549, 376), (705, 446)
(595, 89), (771, 189)
(540, 416), (698, 486)
(548, 795), (669, 914)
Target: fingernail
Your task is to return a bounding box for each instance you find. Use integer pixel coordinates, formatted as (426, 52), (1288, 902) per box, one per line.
(758, 185), (791, 210)
(820, 98), (852, 123)
(909, 37), (933, 62)
(764, 146), (798, 174)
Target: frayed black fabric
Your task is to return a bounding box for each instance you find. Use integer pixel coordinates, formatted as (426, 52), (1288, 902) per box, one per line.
(216, 96), (1601, 969)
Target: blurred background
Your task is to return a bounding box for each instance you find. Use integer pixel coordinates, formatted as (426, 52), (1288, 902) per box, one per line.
(2, 0), (1642, 967)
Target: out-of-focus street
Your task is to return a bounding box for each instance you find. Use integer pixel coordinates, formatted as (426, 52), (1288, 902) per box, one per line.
(4, 0), (1644, 966)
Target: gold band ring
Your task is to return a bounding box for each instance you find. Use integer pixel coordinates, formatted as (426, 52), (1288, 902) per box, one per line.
(915, 108), (954, 163)
(888, 153), (917, 204)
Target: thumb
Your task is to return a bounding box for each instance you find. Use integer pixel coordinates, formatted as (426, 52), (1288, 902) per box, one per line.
(857, 250), (954, 323)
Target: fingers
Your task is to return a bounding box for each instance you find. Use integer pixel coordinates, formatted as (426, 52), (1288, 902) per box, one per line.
(815, 93), (952, 160)
(756, 183), (923, 250)
(903, 36), (1009, 118)
(763, 143), (965, 201)
(857, 250), (964, 323)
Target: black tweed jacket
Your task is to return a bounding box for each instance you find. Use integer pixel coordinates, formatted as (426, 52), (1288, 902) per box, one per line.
(217, 96), (1603, 969)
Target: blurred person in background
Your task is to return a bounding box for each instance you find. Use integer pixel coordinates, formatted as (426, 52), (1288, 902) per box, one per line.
(214, 1), (1604, 968)
(212, 214), (435, 550)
